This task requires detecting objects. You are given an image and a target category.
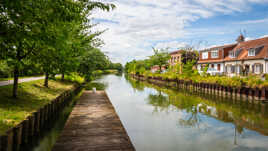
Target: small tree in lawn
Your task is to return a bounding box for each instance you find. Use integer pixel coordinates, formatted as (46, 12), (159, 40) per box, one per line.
(149, 48), (170, 73)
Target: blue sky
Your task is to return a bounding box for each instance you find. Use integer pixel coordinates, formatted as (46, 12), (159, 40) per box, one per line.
(92, 0), (268, 64)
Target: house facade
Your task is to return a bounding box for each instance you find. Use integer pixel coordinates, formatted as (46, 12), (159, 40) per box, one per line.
(224, 36), (268, 76)
(197, 35), (268, 76)
(169, 50), (183, 66)
(197, 44), (237, 73)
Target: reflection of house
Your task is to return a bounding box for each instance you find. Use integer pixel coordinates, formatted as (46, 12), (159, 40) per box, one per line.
(197, 35), (268, 76)
(197, 44), (237, 73)
(224, 36), (268, 76)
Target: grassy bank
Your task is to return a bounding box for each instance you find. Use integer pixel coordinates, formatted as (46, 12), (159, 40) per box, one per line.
(0, 79), (77, 135)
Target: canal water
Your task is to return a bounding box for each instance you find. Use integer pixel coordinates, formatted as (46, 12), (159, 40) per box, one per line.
(96, 74), (268, 151)
(31, 74), (268, 151)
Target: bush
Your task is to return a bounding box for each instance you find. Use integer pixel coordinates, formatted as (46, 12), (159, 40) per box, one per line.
(65, 73), (84, 84)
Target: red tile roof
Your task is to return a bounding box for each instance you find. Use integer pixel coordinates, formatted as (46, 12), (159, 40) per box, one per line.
(170, 50), (184, 55)
(200, 43), (237, 52)
(224, 37), (268, 62)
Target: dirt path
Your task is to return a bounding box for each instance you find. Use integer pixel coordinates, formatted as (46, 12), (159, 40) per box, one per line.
(52, 91), (135, 151)
(0, 76), (45, 86)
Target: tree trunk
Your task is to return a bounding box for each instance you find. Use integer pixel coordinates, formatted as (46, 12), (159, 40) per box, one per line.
(61, 73), (65, 81)
(12, 65), (19, 98)
(44, 72), (49, 87)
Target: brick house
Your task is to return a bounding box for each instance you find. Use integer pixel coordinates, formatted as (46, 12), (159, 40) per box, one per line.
(169, 50), (183, 66)
(224, 36), (268, 76)
(197, 44), (237, 73)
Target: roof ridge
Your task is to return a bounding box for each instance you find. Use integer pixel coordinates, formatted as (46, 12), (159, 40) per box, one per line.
(241, 36), (268, 44)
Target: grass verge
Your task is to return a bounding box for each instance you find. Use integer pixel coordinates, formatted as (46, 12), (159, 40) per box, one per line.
(0, 79), (76, 135)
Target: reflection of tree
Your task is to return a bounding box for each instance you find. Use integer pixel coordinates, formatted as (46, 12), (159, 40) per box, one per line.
(178, 106), (202, 128)
(126, 75), (268, 135)
(147, 90), (170, 113)
(125, 76), (146, 92)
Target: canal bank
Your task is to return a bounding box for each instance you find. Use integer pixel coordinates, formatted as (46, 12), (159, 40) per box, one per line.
(0, 81), (83, 151)
(131, 74), (268, 104)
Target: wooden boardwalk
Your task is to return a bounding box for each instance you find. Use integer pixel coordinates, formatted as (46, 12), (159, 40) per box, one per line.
(52, 91), (135, 151)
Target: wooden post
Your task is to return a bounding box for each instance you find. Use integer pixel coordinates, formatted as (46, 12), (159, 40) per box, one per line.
(6, 129), (14, 151)
(33, 111), (40, 136)
(242, 87), (248, 100)
(255, 88), (260, 101)
(248, 88), (253, 101)
(261, 87), (267, 101)
(0, 135), (8, 151)
(21, 119), (29, 145)
(13, 124), (23, 151)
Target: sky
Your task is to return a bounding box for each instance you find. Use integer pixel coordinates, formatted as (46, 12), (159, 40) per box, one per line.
(92, 0), (268, 64)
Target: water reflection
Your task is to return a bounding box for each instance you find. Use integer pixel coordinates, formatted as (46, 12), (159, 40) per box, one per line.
(127, 76), (268, 136)
(118, 75), (268, 150)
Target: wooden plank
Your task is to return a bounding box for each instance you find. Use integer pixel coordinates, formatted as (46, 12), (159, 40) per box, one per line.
(52, 91), (135, 151)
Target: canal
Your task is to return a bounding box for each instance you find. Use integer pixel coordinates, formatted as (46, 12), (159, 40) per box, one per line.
(31, 74), (268, 151)
(97, 74), (268, 151)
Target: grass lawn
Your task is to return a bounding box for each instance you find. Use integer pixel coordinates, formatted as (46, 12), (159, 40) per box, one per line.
(0, 79), (76, 135)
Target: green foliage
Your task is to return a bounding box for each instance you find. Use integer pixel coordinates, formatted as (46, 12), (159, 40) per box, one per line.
(78, 48), (110, 81)
(0, 60), (12, 78)
(64, 73), (84, 84)
(0, 0), (116, 96)
(150, 48), (170, 72)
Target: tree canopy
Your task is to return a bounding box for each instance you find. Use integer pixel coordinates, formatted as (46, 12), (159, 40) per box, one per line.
(0, 0), (116, 97)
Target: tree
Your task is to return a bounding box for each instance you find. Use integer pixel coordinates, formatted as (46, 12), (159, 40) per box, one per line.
(78, 48), (109, 81)
(0, 0), (115, 95)
(149, 48), (170, 72)
(0, 0), (46, 97)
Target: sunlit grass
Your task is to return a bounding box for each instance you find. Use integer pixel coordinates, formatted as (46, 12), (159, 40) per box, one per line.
(0, 79), (76, 135)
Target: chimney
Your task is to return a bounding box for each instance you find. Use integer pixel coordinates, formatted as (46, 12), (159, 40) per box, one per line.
(236, 34), (245, 43)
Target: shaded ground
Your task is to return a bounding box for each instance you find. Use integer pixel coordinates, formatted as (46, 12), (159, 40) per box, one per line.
(52, 91), (135, 151)
(0, 79), (75, 135)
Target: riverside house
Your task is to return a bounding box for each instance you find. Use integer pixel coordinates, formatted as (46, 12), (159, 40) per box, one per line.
(169, 50), (183, 66)
(224, 36), (268, 76)
(197, 35), (268, 76)
(197, 44), (237, 74)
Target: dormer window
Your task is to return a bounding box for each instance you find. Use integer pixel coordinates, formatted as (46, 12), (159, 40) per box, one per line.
(229, 51), (235, 58)
(211, 50), (219, 58)
(248, 48), (255, 56)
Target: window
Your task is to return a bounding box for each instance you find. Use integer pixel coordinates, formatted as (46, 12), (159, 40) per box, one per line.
(229, 51), (235, 58)
(248, 48), (255, 56)
(254, 64), (263, 74)
(226, 65), (235, 73)
(202, 52), (208, 59)
(211, 50), (219, 58)
(217, 64), (221, 71)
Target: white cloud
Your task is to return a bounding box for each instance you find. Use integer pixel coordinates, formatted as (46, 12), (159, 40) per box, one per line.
(236, 18), (268, 24)
(155, 41), (188, 51)
(245, 37), (253, 41)
(260, 35), (268, 38)
(91, 0), (268, 64)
